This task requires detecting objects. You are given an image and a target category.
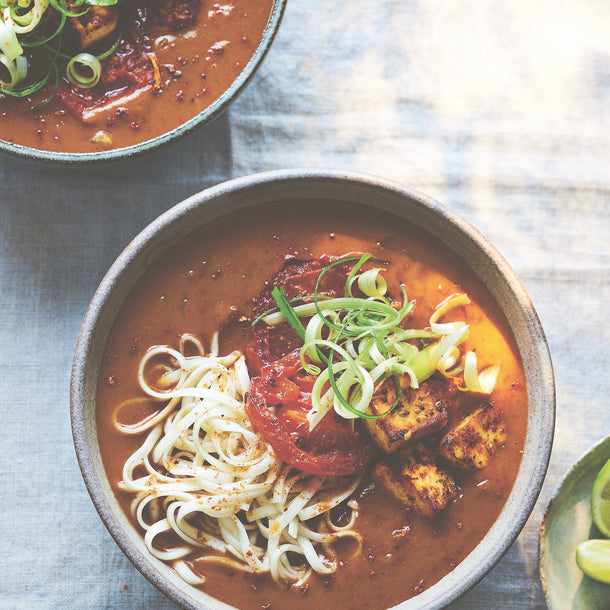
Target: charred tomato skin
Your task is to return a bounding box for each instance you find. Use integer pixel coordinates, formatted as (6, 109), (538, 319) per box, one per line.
(246, 350), (377, 476)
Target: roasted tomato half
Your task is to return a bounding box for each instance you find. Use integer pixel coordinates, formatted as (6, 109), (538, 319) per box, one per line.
(246, 350), (377, 476)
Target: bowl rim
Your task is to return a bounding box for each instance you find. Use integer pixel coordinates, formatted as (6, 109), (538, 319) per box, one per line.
(0, 0), (286, 165)
(70, 167), (556, 609)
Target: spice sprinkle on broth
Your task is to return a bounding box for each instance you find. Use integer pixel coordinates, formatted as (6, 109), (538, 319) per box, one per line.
(97, 200), (528, 609)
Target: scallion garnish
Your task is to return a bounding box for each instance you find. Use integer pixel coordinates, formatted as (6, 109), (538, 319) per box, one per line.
(270, 285), (306, 342)
(0, 0), (119, 102)
(66, 51), (100, 87)
(256, 254), (501, 430)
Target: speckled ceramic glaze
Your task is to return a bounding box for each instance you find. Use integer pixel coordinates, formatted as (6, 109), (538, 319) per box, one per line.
(0, 0), (285, 164)
(70, 169), (556, 609)
(540, 436), (610, 609)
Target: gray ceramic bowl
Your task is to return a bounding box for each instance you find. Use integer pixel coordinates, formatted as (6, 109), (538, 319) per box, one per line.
(0, 1), (285, 164)
(70, 168), (556, 609)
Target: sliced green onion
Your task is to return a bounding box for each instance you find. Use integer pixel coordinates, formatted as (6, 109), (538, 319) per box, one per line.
(430, 293), (471, 334)
(0, 52), (27, 87)
(461, 351), (500, 394)
(0, 0), (123, 104)
(263, 297), (404, 332)
(66, 52), (101, 88)
(408, 325), (469, 382)
(270, 285), (306, 342)
(437, 345), (462, 376)
(303, 311), (341, 365)
(356, 267), (388, 299)
(256, 254), (500, 429)
(0, 18), (23, 61)
(308, 359), (375, 429)
(4, 0), (49, 34)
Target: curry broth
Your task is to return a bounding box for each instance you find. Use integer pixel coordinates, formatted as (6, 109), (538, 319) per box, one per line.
(96, 201), (528, 609)
(0, 0), (273, 153)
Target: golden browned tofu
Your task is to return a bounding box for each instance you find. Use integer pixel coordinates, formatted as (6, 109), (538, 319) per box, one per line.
(365, 378), (448, 453)
(67, 5), (120, 50)
(439, 403), (507, 470)
(372, 442), (460, 517)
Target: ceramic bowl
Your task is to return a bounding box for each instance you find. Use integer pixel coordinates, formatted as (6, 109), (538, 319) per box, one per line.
(539, 436), (610, 609)
(70, 168), (556, 608)
(0, 0), (285, 164)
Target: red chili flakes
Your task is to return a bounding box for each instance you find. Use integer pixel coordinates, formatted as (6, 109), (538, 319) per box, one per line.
(107, 376), (116, 386)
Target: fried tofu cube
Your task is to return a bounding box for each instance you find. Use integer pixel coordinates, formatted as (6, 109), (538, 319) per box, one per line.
(67, 5), (120, 50)
(373, 442), (460, 517)
(439, 403), (507, 470)
(365, 378), (448, 453)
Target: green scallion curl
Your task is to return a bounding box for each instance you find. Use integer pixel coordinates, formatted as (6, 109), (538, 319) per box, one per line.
(66, 52), (101, 88)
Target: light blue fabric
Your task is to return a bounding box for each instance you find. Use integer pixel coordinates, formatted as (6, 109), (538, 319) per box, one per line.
(1, 1), (608, 608)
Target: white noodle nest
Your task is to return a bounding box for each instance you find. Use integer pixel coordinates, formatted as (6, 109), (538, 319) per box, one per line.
(116, 334), (363, 587)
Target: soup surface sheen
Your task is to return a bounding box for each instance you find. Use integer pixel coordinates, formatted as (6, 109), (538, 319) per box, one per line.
(96, 201), (528, 609)
(0, 0), (273, 153)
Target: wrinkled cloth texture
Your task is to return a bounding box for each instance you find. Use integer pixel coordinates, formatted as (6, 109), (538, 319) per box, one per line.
(1, 1), (609, 608)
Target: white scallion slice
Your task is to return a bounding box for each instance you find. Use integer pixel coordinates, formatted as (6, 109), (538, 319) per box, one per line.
(3, 0), (49, 35)
(0, 19), (22, 61)
(461, 351), (500, 394)
(408, 325), (469, 382)
(0, 53), (27, 88)
(430, 293), (471, 334)
(303, 312), (340, 365)
(66, 52), (102, 88)
(355, 267), (387, 299)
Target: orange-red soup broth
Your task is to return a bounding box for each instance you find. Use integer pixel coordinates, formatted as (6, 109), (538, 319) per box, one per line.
(96, 200), (527, 609)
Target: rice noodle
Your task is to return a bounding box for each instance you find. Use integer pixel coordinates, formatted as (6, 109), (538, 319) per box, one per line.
(115, 337), (363, 588)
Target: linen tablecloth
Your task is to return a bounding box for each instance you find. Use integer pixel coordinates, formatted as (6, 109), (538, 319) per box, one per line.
(1, 1), (609, 608)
